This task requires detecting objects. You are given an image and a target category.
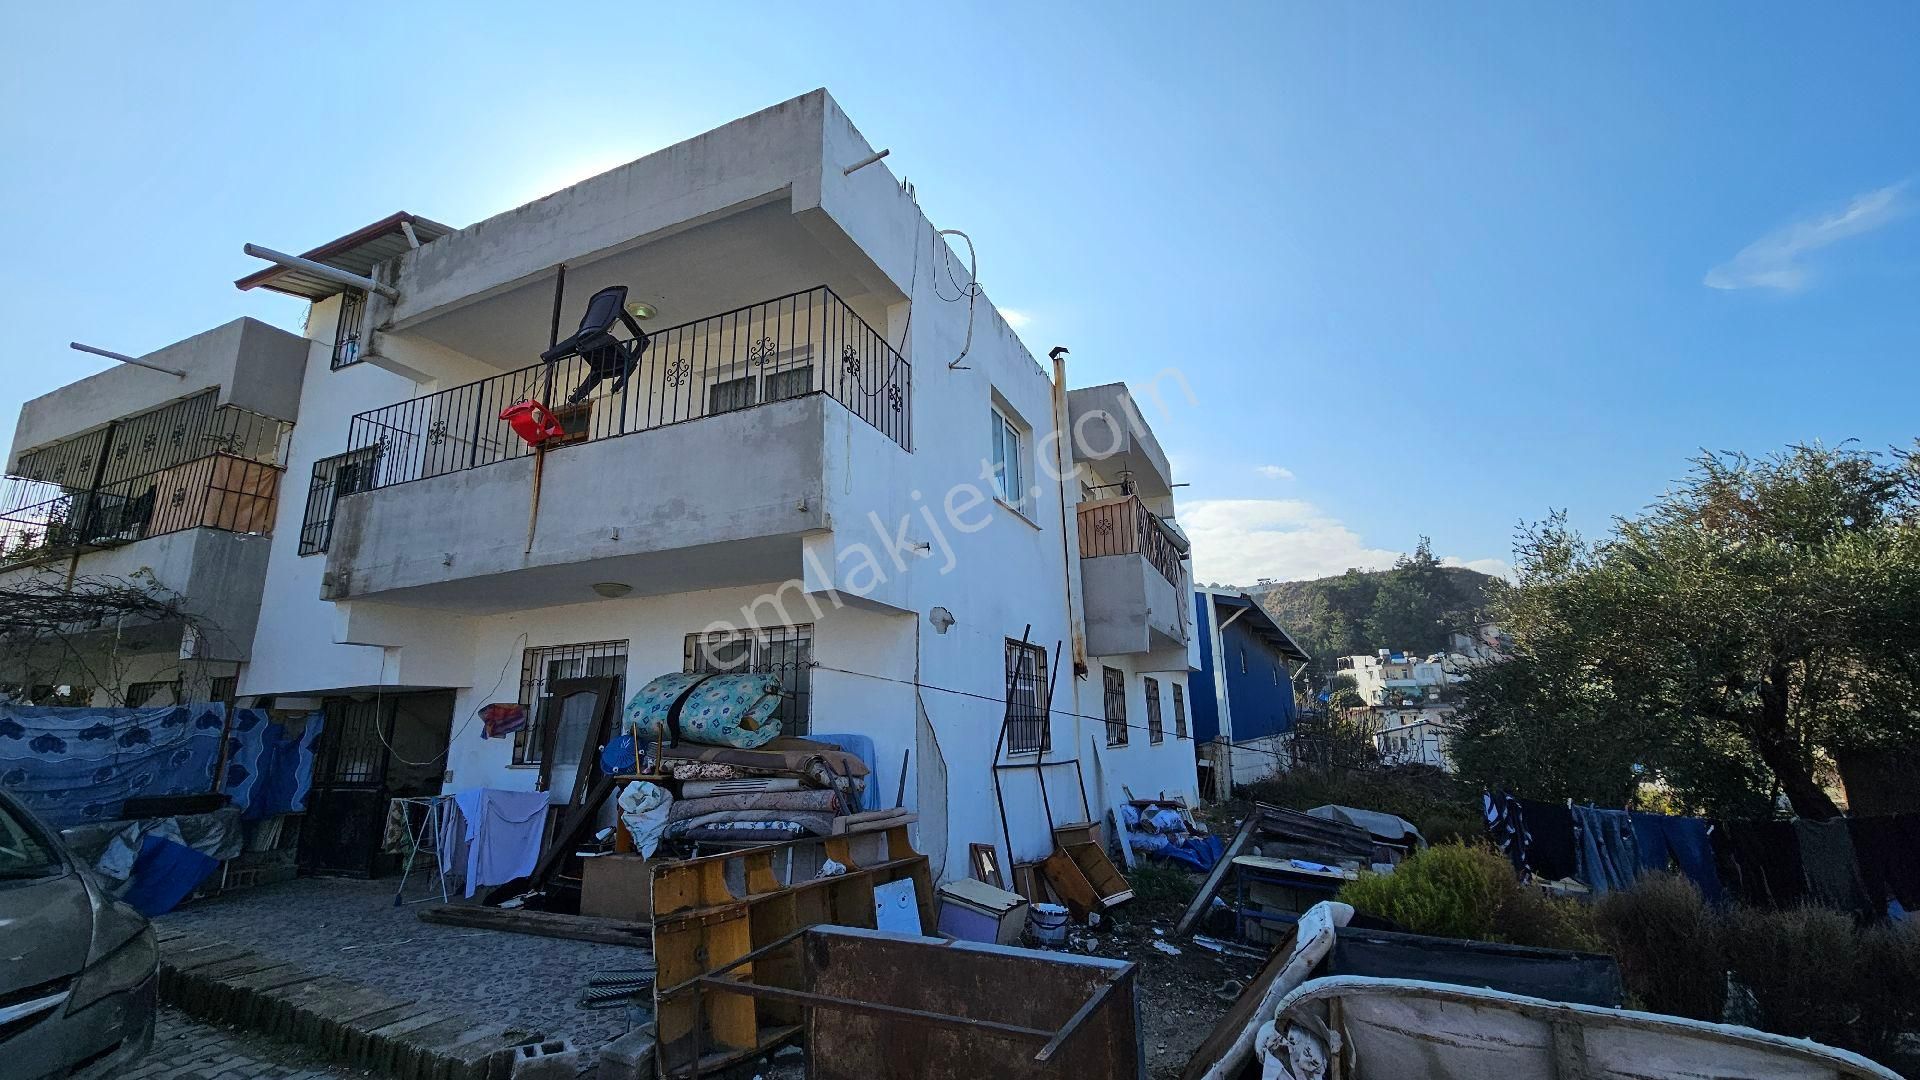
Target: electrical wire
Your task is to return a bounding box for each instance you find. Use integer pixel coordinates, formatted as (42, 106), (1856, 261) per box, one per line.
(806, 659), (1345, 769)
(371, 631), (529, 768)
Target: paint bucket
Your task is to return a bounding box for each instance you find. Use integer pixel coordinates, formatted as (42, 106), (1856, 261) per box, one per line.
(1029, 902), (1069, 946)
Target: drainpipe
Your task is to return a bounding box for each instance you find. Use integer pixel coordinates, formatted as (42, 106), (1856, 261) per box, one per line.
(1049, 347), (1085, 679)
(1205, 593), (1234, 797)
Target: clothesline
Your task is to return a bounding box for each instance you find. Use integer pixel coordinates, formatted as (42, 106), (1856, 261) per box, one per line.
(1483, 788), (1920, 921)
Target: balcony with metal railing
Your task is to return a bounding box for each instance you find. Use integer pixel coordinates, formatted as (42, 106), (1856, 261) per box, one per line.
(1076, 494), (1191, 657)
(310, 287), (913, 610)
(0, 393), (290, 571)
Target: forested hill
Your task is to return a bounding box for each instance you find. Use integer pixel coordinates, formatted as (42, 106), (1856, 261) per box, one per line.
(1232, 543), (1497, 665)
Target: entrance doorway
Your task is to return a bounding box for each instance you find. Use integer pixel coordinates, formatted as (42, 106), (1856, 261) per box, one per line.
(299, 690), (454, 877)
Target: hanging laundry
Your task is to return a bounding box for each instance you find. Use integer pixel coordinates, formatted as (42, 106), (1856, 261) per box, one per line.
(1794, 817), (1872, 916)
(1483, 790), (1531, 878)
(1629, 812), (1723, 902)
(1571, 806), (1640, 894)
(450, 788), (550, 898)
(1713, 820), (1805, 907)
(1849, 815), (1920, 912)
(479, 702), (529, 740)
(1517, 799), (1579, 881)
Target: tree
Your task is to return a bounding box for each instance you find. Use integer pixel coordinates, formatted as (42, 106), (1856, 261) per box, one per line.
(1453, 444), (1920, 819)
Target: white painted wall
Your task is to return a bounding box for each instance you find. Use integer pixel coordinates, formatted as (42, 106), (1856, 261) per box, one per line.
(223, 90), (1199, 886)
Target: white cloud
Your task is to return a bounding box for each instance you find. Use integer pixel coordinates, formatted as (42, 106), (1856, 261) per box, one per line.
(1443, 555), (1514, 580)
(1179, 498), (1509, 585)
(998, 307), (1033, 329)
(1704, 181), (1909, 292)
(1255, 464), (1295, 480)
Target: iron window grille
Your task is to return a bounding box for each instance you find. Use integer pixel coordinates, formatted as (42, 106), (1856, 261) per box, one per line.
(1172, 682), (1187, 740)
(331, 291), (367, 369)
(1145, 677), (1164, 744)
(1003, 639), (1050, 755)
(515, 640), (630, 765)
(125, 680), (181, 708)
(316, 697), (388, 784)
(298, 447), (381, 556)
(1103, 666), (1129, 747)
(683, 625), (813, 736)
(208, 676), (238, 705)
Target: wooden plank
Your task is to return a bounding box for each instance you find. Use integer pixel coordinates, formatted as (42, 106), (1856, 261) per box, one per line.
(1179, 927), (1298, 1080)
(415, 903), (651, 946)
(1172, 809), (1261, 938)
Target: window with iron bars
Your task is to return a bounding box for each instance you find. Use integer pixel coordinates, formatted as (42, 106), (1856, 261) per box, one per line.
(331, 291), (367, 369)
(1145, 677), (1164, 744)
(1172, 682), (1187, 740)
(126, 680), (181, 708)
(1103, 666), (1129, 747)
(683, 625), (813, 735)
(1003, 640), (1049, 754)
(209, 676), (238, 705)
(298, 447), (380, 556)
(514, 641), (629, 766)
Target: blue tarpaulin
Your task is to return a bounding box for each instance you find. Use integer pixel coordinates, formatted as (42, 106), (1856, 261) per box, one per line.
(0, 704), (270, 827)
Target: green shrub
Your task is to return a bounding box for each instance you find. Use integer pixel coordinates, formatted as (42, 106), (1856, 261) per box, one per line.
(1126, 863), (1196, 916)
(1592, 873), (1725, 1020)
(1338, 843), (1512, 941)
(1723, 904), (1866, 1052)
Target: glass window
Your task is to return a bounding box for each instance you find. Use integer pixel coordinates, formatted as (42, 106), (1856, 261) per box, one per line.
(1145, 677), (1164, 744)
(684, 625), (813, 735)
(762, 365), (814, 403)
(1172, 682), (1187, 740)
(709, 374), (756, 414)
(1004, 640), (1049, 754)
(1103, 666), (1128, 747)
(990, 407), (1025, 506)
(515, 640), (630, 765)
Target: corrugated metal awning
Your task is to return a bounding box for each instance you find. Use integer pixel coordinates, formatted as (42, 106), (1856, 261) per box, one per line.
(235, 211), (455, 300)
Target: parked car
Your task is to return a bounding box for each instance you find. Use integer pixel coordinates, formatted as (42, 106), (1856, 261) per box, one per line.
(0, 788), (156, 1078)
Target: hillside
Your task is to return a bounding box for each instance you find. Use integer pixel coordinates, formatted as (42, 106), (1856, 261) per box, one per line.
(1236, 550), (1498, 668)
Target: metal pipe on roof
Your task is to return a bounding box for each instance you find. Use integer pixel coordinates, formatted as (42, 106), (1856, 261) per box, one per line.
(68, 342), (186, 378)
(241, 243), (399, 300)
(399, 220), (421, 248)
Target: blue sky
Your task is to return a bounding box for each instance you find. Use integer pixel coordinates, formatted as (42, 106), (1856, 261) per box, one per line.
(3, 3), (1914, 585)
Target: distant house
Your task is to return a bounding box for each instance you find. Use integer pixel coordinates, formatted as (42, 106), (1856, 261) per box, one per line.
(1191, 588), (1311, 799)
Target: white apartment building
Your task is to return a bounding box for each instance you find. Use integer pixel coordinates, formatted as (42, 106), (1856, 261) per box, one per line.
(0, 91), (1201, 883)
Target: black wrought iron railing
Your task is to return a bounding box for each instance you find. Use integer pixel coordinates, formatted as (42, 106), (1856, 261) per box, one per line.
(341, 286), (909, 495)
(5, 392), (290, 511)
(0, 452), (282, 569)
(1076, 495), (1188, 587)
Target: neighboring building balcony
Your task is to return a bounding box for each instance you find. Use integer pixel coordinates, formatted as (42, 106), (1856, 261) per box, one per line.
(1077, 494), (1191, 657)
(0, 393), (289, 572)
(307, 286), (913, 610)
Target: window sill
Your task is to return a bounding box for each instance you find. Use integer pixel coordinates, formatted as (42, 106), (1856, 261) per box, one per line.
(994, 495), (1042, 531)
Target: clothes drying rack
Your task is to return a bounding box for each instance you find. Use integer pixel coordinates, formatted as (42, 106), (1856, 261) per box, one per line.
(391, 793), (458, 907)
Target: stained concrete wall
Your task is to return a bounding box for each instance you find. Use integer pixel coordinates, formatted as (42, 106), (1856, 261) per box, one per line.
(1067, 383), (1175, 499)
(10, 318), (308, 468)
(322, 394), (831, 607)
(1082, 553), (1187, 658)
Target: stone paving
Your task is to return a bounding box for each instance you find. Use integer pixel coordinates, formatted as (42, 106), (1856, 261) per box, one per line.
(123, 1007), (364, 1079)
(157, 877), (637, 1056)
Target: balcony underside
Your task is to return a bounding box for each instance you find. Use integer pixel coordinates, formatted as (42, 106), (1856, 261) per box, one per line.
(322, 395), (832, 613)
(1082, 553), (1189, 661)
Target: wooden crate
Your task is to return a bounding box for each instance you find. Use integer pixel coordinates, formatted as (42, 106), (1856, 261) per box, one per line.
(650, 823), (932, 1077)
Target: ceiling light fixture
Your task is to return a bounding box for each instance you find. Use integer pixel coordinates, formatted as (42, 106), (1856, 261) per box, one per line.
(624, 300), (657, 320)
(591, 582), (633, 598)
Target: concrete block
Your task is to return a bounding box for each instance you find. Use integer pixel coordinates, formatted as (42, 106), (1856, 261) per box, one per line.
(510, 1037), (582, 1080)
(595, 1025), (657, 1080)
